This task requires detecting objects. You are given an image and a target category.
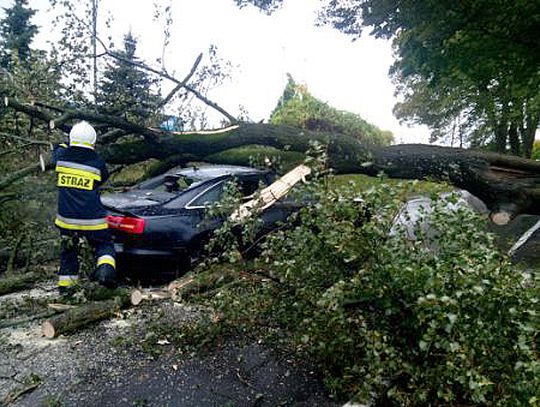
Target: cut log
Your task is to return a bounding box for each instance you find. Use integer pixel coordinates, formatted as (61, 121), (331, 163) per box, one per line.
(0, 309), (61, 329)
(130, 288), (171, 306)
(47, 303), (76, 311)
(491, 211), (513, 226)
(0, 272), (45, 296)
(230, 164), (311, 221)
(42, 294), (131, 339)
(167, 274), (195, 292)
(168, 270), (237, 299)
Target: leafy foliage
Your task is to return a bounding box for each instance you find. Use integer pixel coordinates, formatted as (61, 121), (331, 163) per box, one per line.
(236, 0), (540, 156)
(0, 1), (63, 272)
(270, 75), (393, 147)
(47, 0), (99, 104)
(319, 0), (540, 156)
(194, 147), (539, 405)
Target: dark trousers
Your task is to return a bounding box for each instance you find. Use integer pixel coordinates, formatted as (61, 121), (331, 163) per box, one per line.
(58, 228), (116, 287)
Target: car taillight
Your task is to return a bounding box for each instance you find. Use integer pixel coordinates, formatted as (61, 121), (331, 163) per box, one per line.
(106, 215), (145, 234)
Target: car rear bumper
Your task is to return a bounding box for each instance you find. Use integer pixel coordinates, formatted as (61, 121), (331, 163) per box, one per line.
(113, 243), (192, 281)
(113, 243), (176, 257)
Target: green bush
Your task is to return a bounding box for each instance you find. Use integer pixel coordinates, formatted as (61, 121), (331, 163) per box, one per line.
(202, 155), (538, 405)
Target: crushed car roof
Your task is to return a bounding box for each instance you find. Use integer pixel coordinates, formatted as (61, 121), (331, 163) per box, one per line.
(168, 164), (266, 181)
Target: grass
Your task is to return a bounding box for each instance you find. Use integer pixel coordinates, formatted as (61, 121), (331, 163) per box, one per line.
(205, 145), (305, 172)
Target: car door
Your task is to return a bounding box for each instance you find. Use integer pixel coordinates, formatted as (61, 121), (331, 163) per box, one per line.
(183, 179), (228, 245)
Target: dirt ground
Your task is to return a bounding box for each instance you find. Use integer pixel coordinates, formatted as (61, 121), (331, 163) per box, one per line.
(0, 282), (340, 407)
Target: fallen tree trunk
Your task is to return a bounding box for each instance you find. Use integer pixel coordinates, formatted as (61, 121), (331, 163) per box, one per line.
(42, 294), (131, 338)
(2, 98), (540, 222)
(0, 272), (46, 296)
(74, 123), (540, 220)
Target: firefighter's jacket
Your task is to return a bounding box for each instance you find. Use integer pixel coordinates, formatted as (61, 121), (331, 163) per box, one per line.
(52, 144), (109, 231)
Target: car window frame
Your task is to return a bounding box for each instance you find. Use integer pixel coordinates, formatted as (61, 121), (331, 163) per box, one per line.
(185, 180), (226, 209)
(184, 173), (266, 209)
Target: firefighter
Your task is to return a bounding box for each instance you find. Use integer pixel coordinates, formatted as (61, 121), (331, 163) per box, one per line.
(52, 121), (117, 292)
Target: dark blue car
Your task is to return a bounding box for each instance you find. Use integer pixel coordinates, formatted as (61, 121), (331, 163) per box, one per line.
(102, 165), (300, 279)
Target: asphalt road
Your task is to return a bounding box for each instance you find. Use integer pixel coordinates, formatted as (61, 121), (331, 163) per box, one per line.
(1, 299), (340, 407)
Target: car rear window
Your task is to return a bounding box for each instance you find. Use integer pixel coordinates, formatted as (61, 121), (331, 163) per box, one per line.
(135, 174), (206, 193)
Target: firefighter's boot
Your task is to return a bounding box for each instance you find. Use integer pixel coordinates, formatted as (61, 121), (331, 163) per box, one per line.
(93, 266), (117, 288)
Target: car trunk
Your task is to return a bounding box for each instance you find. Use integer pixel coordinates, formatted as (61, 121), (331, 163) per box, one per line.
(101, 190), (175, 211)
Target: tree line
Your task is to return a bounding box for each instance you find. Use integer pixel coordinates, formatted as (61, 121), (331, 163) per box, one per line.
(237, 0), (540, 157)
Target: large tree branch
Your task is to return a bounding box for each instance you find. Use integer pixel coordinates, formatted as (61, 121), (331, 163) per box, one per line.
(65, 9), (237, 123)
(157, 53), (203, 110)
(99, 123), (540, 220)
(105, 49), (238, 123)
(182, 83), (238, 123)
(2, 97), (539, 222)
(93, 30), (237, 123)
(3, 98), (71, 134)
(3, 98), (162, 143)
(99, 128), (128, 144)
(0, 132), (50, 146)
(0, 162), (47, 190)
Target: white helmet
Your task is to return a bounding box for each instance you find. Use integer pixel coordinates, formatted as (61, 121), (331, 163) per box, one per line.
(69, 121), (97, 149)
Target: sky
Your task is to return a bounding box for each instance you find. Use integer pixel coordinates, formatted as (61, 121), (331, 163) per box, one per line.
(1, 0), (432, 144)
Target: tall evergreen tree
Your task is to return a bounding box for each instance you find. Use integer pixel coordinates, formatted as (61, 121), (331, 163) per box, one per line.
(97, 31), (162, 124)
(0, 0), (38, 70)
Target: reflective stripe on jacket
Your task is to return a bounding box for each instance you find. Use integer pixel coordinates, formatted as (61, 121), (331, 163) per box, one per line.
(52, 145), (109, 231)
(54, 215), (108, 231)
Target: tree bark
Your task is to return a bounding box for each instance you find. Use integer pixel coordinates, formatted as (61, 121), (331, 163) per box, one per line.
(41, 294), (131, 338)
(2, 98), (540, 222)
(521, 114), (538, 159)
(0, 309), (61, 329)
(508, 122), (520, 156)
(0, 272), (45, 296)
(100, 123), (540, 220)
(168, 269), (238, 299)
